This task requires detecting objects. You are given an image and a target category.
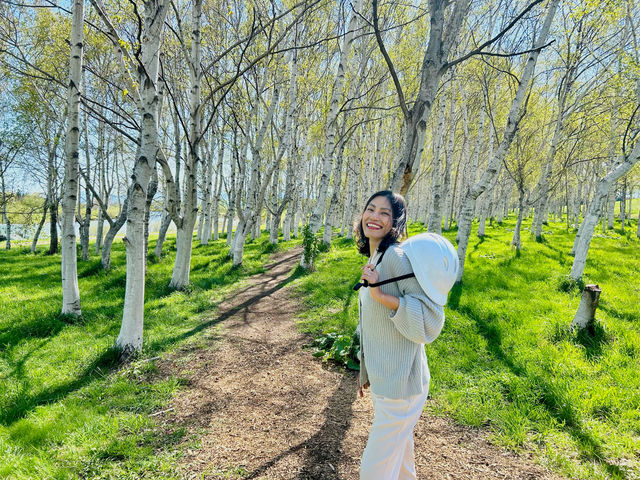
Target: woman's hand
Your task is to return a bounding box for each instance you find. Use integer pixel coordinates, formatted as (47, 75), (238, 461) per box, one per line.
(357, 376), (370, 398)
(360, 263), (379, 286)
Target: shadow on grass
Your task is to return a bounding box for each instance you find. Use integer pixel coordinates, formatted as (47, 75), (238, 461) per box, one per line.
(0, 310), (67, 351)
(449, 295), (627, 477)
(472, 235), (486, 252)
(540, 241), (572, 267)
(1, 250), (303, 427)
(0, 347), (121, 426)
(598, 303), (639, 324)
(447, 282), (463, 310)
(78, 260), (105, 278)
(574, 321), (609, 360)
(497, 248), (521, 268)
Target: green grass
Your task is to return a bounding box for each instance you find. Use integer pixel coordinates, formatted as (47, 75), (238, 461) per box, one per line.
(1, 207), (638, 479)
(0, 231), (300, 479)
(292, 216), (640, 480)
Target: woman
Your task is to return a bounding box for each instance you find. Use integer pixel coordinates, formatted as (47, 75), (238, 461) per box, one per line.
(355, 190), (445, 480)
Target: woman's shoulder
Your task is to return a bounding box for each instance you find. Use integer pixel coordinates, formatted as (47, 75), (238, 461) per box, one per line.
(383, 242), (406, 259)
(381, 243), (411, 273)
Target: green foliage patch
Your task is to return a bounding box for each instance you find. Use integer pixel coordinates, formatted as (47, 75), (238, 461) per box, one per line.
(305, 331), (361, 371)
(0, 231), (300, 479)
(292, 217), (640, 480)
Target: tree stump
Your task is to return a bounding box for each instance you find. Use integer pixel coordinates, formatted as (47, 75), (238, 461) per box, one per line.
(571, 284), (601, 330)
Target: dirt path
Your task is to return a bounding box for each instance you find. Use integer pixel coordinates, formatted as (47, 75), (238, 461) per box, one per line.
(157, 247), (563, 480)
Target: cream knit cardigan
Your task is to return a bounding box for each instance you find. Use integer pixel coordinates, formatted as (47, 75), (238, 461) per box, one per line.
(358, 244), (445, 399)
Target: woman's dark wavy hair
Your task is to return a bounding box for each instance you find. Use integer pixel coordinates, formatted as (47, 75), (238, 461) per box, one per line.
(354, 190), (407, 256)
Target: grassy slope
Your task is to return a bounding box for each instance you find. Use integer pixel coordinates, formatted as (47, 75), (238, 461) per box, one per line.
(0, 233), (300, 479)
(292, 216), (640, 480)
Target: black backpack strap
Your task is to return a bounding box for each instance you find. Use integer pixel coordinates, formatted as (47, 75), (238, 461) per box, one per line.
(353, 246), (410, 291)
(367, 272), (415, 287)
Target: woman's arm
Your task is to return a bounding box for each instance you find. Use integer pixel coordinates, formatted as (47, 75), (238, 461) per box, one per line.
(360, 262), (399, 310)
(379, 247), (446, 344)
(369, 286), (399, 310)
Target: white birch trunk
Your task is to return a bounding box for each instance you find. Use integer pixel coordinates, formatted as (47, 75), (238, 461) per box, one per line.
(322, 124), (348, 245)
(342, 155), (357, 240)
(272, 51), (299, 245)
(0, 166), (10, 250)
(116, 0), (169, 357)
(212, 128), (224, 241)
(200, 137), (213, 244)
(61, 0), (84, 317)
(226, 148), (236, 246)
(619, 178), (626, 230)
(511, 187), (525, 249)
(455, 0), (559, 281)
(94, 120), (107, 255)
(427, 97), (447, 234)
(169, 0), (202, 289)
(442, 96), (456, 230)
(232, 85), (280, 265)
(80, 112), (92, 261)
(570, 135), (640, 280)
(269, 166), (281, 244)
(309, 0), (362, 233)
(31, 196), (48, 253)
(606, 188), (616, 229)
(155, 211), (171, 259)
(477, 144), (499, 237)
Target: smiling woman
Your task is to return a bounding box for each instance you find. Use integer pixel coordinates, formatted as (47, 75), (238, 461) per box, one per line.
(353, 190), (447, 479)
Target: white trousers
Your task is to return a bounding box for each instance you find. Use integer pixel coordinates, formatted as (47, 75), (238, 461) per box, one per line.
(360, 390), (429, 480)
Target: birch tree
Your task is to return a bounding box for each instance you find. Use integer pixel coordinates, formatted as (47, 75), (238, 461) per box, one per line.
(269, 50), (298, 245)
(455, 0), (559, 282)
(165, 0), (203, 290)
(60, 0), (84, 317)
(570, 79), (640, 280)
(532, 5), (614, 240)
(374, 0), (468, 196)
(89, 0), (170, 356)
(230, 80), (281, 265)
(308, 0), (362, 233)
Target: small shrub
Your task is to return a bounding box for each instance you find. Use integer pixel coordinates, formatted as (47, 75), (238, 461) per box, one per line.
(301, 224), (320, 271)
(306, 331), (360, 370)
(555, 273), (584, 294)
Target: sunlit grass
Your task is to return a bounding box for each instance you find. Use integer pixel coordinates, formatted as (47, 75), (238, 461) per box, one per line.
(0, 231), (300, 479)
(292, 214), (640, 480)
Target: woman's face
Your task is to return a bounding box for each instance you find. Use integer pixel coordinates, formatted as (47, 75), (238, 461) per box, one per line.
(362, 195), (393, 241)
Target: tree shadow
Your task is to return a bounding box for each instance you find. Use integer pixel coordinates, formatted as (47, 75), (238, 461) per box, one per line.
(472, 235), (486, 252)
(448, 302), (628, 477)
(447, 282), (463, 310)
(245, 372), (357, 480)
(144, 260), (303, 358)
(598, 303), (638, 324)
(0, 309), (67, 352)
(0, 347), (120, 425)
(574, 321), (609, 361)
(78, 259), (105, 278)
(2, 252), (303, 426)
(497, 248), (521, 268)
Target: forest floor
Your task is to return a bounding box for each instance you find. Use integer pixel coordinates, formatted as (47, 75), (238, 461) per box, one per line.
(154, 246), (565, 480)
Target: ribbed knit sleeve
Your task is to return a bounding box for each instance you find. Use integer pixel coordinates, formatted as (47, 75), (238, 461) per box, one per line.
(355, 322), (369, 386)
(385, 247), (445, 345)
